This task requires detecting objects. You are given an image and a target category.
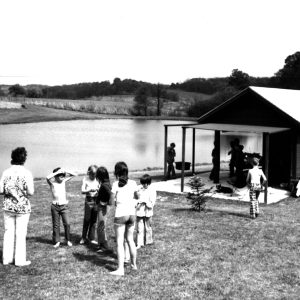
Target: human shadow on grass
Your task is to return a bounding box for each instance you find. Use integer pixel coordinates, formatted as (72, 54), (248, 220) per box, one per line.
(27, 233), (83, 245)
(172, 207), (250, 219)
(27, 236), (53, 245)
(205, 208), (250, 219)
(73, 252), (117, 271)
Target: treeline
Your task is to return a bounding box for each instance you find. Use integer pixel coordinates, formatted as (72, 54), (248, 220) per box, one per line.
(4, 78), (178, 101)
(180, 51), (300, 117)
(1, 51), (300, 118)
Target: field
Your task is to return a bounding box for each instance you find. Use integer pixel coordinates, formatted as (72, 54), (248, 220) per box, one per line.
(0, 90), (214, 118)
(1, 177), (300, 299)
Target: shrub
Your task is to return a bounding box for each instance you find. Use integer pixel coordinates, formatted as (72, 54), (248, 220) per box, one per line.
(186, 175), (213, 212)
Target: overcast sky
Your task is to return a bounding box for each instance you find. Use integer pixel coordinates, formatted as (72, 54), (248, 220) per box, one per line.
(0, 0), (299, 86)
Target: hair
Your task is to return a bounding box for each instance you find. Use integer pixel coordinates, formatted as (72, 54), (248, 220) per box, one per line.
(251, 157), (260, 166)
(52, 167), (65, 177)
(11, 147), (27, 165)
(140, 174), (152, 185)
(96, 166), (110, 183)
(170, 143), (175, 147)
(87, 165), (98, 176)
(114, 161), (128, 187)
(234, 138), (240, 145)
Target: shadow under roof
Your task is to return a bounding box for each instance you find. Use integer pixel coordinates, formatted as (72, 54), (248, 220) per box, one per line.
(183, 123), (290, 134)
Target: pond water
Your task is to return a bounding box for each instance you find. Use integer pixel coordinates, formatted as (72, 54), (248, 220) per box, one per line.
(0, 119), (262, 178)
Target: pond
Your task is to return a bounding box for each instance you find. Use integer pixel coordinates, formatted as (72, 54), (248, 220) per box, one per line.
(0, 119), (262, 178)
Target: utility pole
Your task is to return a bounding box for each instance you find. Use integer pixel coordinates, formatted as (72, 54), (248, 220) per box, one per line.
(157, 83), (161, 116)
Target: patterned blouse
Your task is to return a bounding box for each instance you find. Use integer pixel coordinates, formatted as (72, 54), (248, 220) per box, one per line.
(0, 165), (34, 214)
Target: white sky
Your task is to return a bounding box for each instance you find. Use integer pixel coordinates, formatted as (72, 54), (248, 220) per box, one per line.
(0, 0), (299, 86)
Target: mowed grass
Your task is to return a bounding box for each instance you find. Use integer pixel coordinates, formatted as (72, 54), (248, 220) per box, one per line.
(1, 178), (300, 299)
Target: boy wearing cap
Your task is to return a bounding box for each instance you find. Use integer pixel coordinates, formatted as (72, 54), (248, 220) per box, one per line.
(246, 157), (267, 219)
(46, 167), (76, 248)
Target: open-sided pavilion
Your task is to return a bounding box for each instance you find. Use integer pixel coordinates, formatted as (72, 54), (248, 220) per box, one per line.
(164, 86), (300, 203)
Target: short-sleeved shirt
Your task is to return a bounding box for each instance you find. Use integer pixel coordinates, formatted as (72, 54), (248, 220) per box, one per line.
(96, 180), (111, 206)
(112, 179), (138, 218)
(0, 165), (34, 214)
(136, 185), (157, 217)
(50, 181), (68, 205)
(81, 176), (100, 200)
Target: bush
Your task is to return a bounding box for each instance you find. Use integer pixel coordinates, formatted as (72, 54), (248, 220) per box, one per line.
(186, 175), (213, 212)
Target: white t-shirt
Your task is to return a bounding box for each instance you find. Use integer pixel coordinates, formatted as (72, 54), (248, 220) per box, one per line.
(112, 179), (138, 217)
(81, 176), (100, 198)
(50, 181), (68, 205)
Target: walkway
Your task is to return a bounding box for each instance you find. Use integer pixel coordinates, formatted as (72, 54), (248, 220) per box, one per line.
(152, 170), (290, 204)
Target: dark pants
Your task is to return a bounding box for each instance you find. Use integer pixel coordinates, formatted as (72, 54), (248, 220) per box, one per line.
(51, 204), (70, 244)
(167, 162), (175, 179)
(82, 202), (98, 241)
(97, 205), (109, 247)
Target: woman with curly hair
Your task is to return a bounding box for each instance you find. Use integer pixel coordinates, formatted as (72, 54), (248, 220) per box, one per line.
(0, 147), (34, 266)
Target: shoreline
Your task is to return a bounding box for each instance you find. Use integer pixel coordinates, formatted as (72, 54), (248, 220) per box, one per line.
(0, 104), (197, 125)
(34, 163), (229, 182)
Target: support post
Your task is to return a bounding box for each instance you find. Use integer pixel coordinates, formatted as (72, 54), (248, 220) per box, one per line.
(263, 132), (269, 204)
(181, 127), (186, 192)
(214, 130), (220, 183)
(164, 125), (168, 178)
(192, 128), (196, 174)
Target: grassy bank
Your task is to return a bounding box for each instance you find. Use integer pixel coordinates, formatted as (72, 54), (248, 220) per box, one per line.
(1, 178), (300, 299)
(0, 104), (196, 125)
(1, 94), (194, 119)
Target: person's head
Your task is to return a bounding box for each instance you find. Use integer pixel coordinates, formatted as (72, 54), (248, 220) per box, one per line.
(53, 167), (65, 183)
(114, 161), (128, 187)
(251, 157), (260, 166)
(96, 166), (110, 183)
(11, 147), (27, 165)
(170, 143), (175, 148)
(140, 174), (152, 188)
(234, 138), (240, 145)
(87, 165), (98, 180)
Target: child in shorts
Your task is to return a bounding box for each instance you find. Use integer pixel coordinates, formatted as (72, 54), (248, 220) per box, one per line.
(136, 174), (156, 249)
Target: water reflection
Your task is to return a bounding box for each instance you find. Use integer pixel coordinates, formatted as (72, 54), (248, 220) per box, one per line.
(0, 119), (262, 178)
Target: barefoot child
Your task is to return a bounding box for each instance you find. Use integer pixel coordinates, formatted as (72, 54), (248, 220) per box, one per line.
(110, 161), (138, 276)
(80, 165), (100, 245)
(246, 157), (267, 219)
(46, 167), (76, 248)
(136, 174), (156, 249)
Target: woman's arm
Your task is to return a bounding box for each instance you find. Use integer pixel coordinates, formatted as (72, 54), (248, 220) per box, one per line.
(26, 172), (34, 196)
(0, 174), (4, 194)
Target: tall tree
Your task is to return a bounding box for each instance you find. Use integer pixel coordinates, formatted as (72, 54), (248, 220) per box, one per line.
(133, 85), (150, 116)
(274, 51), (300, 89)
(156, 83), (162, 116)
(228, 69), (250, 90)
(8, 84), (26, 97)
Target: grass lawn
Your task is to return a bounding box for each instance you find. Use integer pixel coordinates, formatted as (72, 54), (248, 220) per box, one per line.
(1, 178), (300, 299)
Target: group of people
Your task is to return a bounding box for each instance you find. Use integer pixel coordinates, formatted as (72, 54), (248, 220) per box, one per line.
(209, 138), (267, 218)
(0, 147), (156, 276)
(228, 138), (245, 186)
